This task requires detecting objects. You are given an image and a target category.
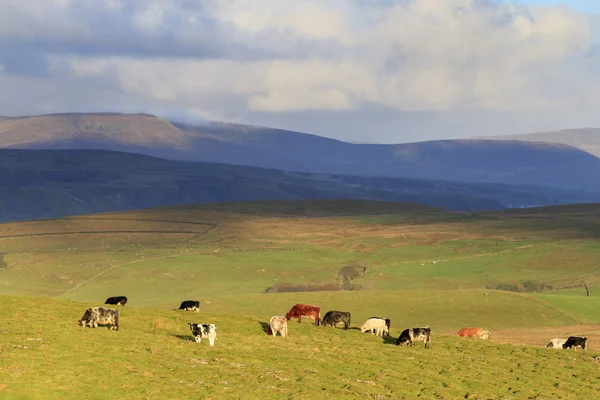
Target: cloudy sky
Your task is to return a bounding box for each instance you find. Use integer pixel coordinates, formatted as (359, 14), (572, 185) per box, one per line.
(1, 0), (599, 143)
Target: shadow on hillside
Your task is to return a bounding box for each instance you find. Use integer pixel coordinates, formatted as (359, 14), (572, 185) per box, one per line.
(258, 321), (272, 335)
(382, 335), (398, 345)
(170, 334), (193, 342)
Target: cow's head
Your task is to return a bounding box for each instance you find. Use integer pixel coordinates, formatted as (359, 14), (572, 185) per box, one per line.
(481, 331), (490, 340)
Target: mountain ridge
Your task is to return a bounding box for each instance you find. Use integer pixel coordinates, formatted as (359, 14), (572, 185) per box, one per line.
(2, 113), (600, 192)
(473, 128), (600, 157)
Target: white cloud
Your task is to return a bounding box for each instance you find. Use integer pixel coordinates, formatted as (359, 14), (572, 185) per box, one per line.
(1, 0), (600, 141)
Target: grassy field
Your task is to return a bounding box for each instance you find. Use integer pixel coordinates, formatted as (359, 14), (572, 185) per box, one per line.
(1, 201), (600, 305)
(2, 200), (600, 398)
(0, 294), (599, 400)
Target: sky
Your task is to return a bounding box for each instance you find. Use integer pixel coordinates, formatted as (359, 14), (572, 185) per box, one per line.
(1, 0), (599, 144)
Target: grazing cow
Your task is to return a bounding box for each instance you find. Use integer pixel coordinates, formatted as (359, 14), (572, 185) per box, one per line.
(177, 300), (200, 312)
(396, 327), (431, 348)
(360, 318), (389, 337)
(188, 323), (217, 346)
(456, 327), (490, 340)
(104, 296), (128, 306)
(79, 307), (119, 331)
(563, 336), (587, 351)
(369, 316), (391, 336)
(285, 304), (320, 326)
(321, 311), (351, 330)
(546, 338), (567, 349)
(269, 316), (288, 338)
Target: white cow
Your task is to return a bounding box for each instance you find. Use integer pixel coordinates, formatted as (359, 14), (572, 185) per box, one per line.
(269, 316), (288, 338)
(360, 318), (389, 337)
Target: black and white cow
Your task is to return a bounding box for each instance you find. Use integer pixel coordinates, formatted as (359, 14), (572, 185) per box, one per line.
(79, 307), (119, 331)
(395, 327), (431, 348)
(188, 323), (217, 346)
(563, 336), (587, 351)
(546, 338), (567, 349)
(321, 311), (351, 330)
(177, 300), (200, 312)
(105, 296), (128, 306)
(369, 316), (391, 336)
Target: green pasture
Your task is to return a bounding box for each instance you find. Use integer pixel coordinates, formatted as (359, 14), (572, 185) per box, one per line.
(2, 202), (600, 304)
(0, 294), (599, 400)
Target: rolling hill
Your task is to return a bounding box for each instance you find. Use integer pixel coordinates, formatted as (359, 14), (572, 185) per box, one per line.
(3, 113), (600, 192)
(3, 199), (600, 302)
(474, 128), (600, 158)
(3, 148), (600, 222)
(2, 200), (600, 398)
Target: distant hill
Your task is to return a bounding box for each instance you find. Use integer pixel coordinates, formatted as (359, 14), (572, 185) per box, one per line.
(3, 113), (600, 192)
(473, 128), (600, 158)
(2, 149), (599, 222)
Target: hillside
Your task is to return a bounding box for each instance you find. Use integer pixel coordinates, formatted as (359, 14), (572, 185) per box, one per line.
(474, 128), (600, 157)
(4, 148), (600, 222)
(3, 199), (600, 303)
(1, 295), (598, 399)
(3, 113), (600, 192)
(3, 199), (600, 398)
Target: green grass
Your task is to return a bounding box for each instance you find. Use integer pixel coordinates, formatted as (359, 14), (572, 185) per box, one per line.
(535, 293), (600, 323)
(2, 202), (600, 305)
(1, 294), (599, 400)
(3, 202), (600, 398)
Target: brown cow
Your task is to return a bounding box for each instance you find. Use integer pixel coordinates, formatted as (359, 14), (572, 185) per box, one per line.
(456, 327), (490, 340)
(285, 304), (320, 326)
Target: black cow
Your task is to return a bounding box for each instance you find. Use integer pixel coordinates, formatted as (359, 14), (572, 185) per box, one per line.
(321, 311), (351, 330)
(396, 327), (431, 348)
(563, 336), (588, 351)
(177, 300), (200, 312)
(369, 316), (391, 336)
(105, 296), (128, 306)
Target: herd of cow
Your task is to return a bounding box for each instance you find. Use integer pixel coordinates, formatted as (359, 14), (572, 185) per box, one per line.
(77, 298), (589, 351)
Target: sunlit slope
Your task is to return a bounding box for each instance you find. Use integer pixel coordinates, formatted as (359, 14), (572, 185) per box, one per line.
(0, 295), (598, 399)
(1, 200), (600, 305)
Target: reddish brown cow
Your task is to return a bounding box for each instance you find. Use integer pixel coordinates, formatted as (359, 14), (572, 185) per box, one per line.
(285, 303), (320, 326)
(456, 327), (490, 340)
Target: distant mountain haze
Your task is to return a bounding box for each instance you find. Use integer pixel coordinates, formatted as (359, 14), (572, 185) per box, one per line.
(3, 148), (599, 222)
(2, 113), (600, 192)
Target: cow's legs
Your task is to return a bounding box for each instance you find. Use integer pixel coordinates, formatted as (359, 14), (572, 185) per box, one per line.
(297, 316), (302, 323)
(194, 336), (201, 343)
(209, 337), (215, 346)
